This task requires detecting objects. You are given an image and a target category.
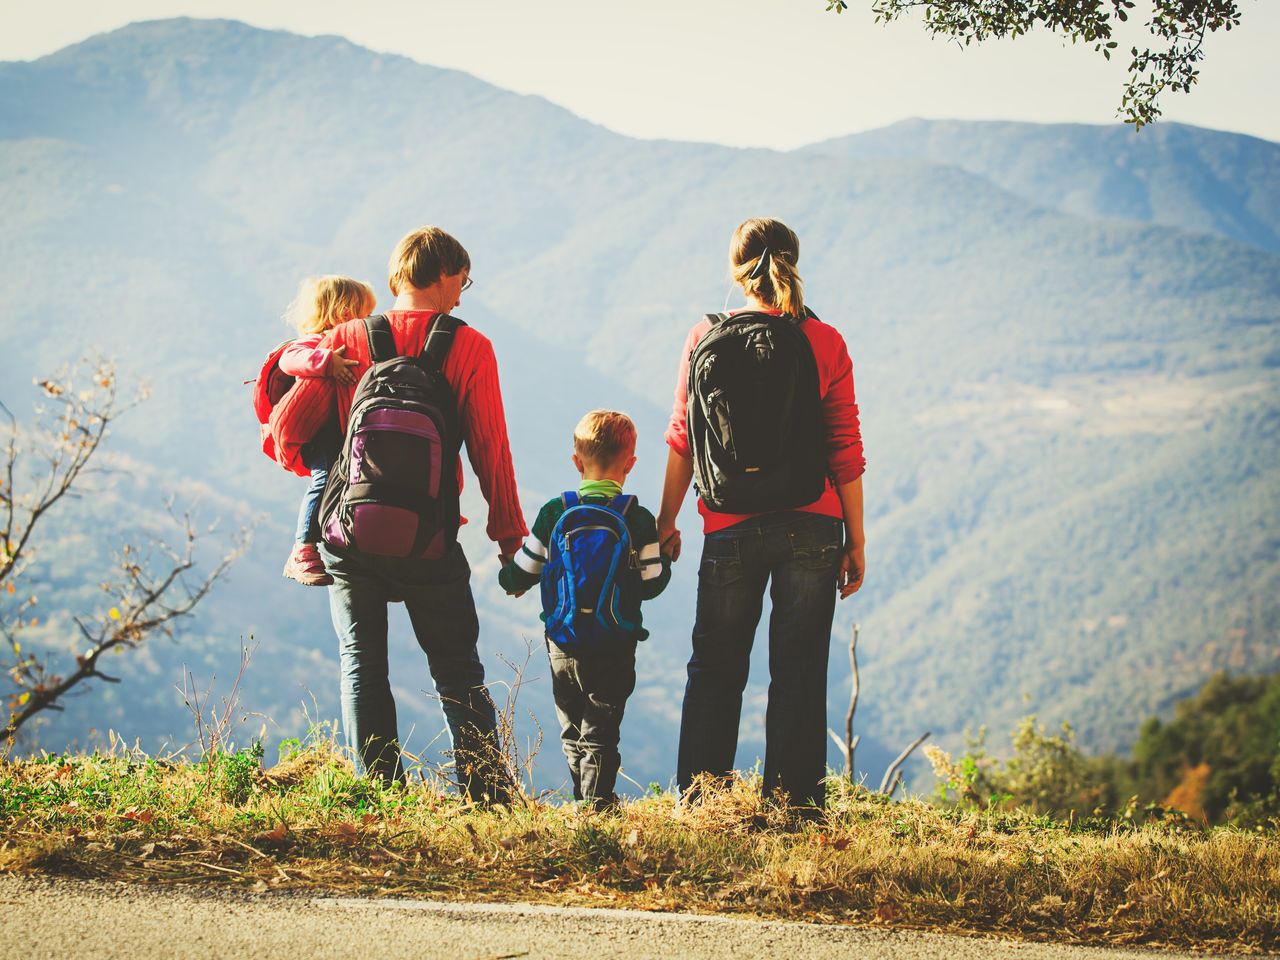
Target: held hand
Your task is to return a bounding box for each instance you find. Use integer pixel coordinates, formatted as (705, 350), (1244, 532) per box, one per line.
(838, 543), (865, 599)
(504, 587), (527, 599)
(330, 345), (358, 385)
(658, 522), (682, 563)
(498, 553), (514, 567)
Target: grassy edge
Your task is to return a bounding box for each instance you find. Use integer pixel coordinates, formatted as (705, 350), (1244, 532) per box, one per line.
(1, 747), (1276, 954)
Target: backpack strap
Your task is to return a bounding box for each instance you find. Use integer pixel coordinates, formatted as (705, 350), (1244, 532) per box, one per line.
(562, 491), (580, 510)
(706, 312), (729, 328)
(609, 494), (635, 516)
(363, 315), (397, 364)
(422, 314), (466, 372)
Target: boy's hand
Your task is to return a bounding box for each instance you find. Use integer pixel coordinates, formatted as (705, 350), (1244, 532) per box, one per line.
(329, 346), (358, 385)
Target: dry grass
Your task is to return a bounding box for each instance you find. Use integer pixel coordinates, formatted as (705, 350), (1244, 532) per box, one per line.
(1, 744), (1276, 953)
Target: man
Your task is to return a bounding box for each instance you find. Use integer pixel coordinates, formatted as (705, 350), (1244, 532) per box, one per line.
(271, 226), (526, 801)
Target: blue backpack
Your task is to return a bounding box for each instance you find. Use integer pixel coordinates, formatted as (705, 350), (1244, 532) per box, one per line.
(541, 492), (639, 649)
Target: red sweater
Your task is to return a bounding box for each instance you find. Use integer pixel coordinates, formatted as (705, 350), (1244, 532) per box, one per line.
(665, 309), (866, 534)
(269, 310), (528, 555)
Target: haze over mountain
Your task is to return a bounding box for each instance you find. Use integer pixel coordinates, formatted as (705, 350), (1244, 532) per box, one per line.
(807, 118), (1280, 255)
(1, 18), (1276, 790)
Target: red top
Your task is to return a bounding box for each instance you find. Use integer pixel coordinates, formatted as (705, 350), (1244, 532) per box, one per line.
(269, 310), (528, 555)
(665, 309), (866, 534)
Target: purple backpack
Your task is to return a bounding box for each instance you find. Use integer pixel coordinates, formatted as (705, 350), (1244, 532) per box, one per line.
(319, 314), (464, 560)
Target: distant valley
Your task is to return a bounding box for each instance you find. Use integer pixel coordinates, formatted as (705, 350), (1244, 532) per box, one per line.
(1, 18), (1276, 790)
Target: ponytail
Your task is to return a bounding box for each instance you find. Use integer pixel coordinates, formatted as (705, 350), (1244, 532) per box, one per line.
(729, 218), (805, 317)
(767, 252), (804, 318)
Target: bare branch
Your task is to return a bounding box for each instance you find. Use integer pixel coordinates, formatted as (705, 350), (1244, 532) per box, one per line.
(880, 731), (932, 794)
(843, 622), (860, 777)
(2, 359), (247, 744)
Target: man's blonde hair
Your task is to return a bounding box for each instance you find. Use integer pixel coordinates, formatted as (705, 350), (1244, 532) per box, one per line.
(285, 275), (377, 335)
(388, 226), (471, 295)
(573, 410), (637, 467)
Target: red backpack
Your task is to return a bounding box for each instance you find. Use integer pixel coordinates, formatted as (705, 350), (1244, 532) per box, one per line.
(251, 341), (297, 465)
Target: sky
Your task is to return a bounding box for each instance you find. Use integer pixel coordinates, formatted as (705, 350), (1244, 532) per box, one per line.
(1, 0), (1276, 149)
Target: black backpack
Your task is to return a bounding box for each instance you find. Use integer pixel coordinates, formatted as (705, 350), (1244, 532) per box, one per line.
(686, 309), (827, 514)
(318, 314), (465, 560)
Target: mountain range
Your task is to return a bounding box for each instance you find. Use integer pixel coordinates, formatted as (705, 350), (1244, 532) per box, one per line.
(1, 18), (1276, 792)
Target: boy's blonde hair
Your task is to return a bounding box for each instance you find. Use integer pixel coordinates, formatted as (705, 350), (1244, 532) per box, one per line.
(286, 276), (377, 335)
(573, 410), (637, 467)
(388, 226), (471, 295)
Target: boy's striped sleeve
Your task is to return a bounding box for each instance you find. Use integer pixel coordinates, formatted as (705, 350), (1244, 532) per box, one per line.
(515, 533), (548, 575)
(498, 498), (560, 593)
(638, 541), (664, 581)
(630, 506), (671, 600)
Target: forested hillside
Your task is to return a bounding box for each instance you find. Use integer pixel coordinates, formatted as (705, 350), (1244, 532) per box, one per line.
(1, 18), (1276, 789)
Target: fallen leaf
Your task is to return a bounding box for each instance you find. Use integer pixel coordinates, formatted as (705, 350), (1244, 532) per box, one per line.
(254, 824), (288, 844)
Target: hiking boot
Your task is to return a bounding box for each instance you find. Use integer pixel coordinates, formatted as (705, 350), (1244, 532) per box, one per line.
(283, 543), (333, 586)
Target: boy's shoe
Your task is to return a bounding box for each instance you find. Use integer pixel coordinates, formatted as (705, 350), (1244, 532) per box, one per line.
(582, 793), (621, 815)
(283, 543), (333, 586)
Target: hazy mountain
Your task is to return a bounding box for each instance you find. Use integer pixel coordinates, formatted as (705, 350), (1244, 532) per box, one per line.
(1, 19), (1276, 792)
(805, 118), (1280, 255)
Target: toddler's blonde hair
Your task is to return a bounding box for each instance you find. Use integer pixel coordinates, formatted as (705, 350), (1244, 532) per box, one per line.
(573, 410), (637, 468)
(285, 275), (377, 335)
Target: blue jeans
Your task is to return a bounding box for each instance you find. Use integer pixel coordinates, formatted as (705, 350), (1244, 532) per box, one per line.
(677, 511), (843, 808)
(320, 541), (507, 801)
(294, 437), (337, 545)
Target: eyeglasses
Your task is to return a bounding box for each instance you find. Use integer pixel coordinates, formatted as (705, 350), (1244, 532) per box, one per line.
(461, 275), (473, 292)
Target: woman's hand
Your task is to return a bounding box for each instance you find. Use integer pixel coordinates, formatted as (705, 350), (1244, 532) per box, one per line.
(329, 345), (358, 385)
(658, 522), (682, 563)
(838, 542), (865, 598)
(658, 448), (695, 564)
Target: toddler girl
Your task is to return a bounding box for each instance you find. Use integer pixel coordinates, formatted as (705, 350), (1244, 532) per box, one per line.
(280, 275), (375, 586)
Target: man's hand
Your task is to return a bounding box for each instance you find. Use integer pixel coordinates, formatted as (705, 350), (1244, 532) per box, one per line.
(658, 521), (681, 563)
(838, 543), (865, 599)
(498, 553), (514, 568)
(505, 588), (527, 599)
(329, 345), (358, 385)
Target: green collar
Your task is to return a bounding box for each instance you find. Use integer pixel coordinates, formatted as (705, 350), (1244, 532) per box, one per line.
(578, 478), (623, 499)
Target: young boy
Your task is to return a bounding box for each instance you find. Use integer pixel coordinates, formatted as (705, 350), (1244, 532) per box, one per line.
(499, 410), (670, 810)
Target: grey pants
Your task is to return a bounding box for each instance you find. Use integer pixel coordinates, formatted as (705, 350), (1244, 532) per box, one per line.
(545, 638), (637, 806)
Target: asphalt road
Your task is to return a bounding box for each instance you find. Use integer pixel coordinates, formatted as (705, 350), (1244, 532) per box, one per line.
(0, 875), (1240, 960)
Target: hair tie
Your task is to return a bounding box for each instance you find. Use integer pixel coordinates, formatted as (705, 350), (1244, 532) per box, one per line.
(748, 246), (771, 280)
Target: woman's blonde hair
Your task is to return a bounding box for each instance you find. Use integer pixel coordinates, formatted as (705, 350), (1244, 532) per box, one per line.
(285, 275), (377, 335)
(729, 218), (804, 317)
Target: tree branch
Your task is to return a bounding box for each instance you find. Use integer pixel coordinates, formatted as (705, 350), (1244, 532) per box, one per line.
(880, 731), (932, 794)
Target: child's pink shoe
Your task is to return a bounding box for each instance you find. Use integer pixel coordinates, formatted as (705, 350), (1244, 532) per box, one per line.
(283, 543), (333, 586)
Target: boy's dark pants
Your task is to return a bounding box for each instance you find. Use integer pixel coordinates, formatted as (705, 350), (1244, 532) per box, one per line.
(545, 638), (637, 805)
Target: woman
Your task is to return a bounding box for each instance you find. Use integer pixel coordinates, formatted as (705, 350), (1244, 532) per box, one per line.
(657, 217), (866, 811)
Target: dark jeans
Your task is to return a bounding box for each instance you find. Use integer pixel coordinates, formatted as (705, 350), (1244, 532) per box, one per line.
(320, 541), (506, 802)
(677, 511), (843, 809)
(545, 638), (637, 807)
(294, 433), (338, 545)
